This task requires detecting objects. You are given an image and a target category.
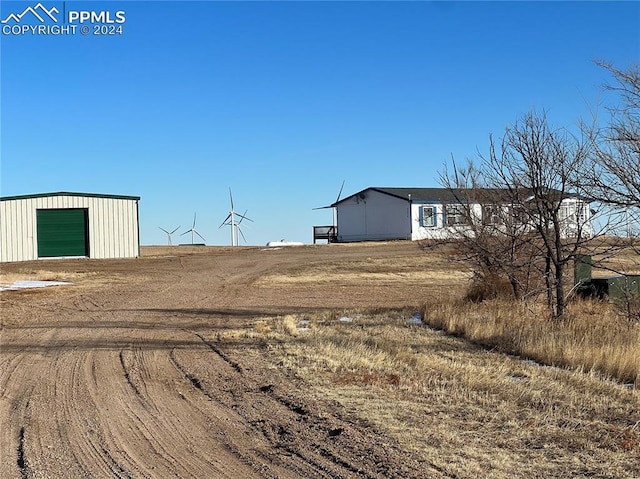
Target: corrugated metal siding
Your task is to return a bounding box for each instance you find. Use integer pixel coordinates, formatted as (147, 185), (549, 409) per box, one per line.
(1, 194), (139, 262)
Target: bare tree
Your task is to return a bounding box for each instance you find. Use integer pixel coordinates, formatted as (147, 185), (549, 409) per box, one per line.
(586, 62), (640, 237)
(581, 62), (640, 320)
(442, 111), (598, 318)
(440, 161), (540, 301)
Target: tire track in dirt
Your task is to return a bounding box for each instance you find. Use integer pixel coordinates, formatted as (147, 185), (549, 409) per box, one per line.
(0, 339), (73, 478)
(119, 349), (148, 406)
(9, 386), (34, 479)
(167, 347), (298, 479)
(16, 426), (28, 479)
(53, 350), (130, 478)
(87, 341), (267, 478)
(87, 349), (211, 477)
(169, 344), (333, 477)
(249, 386), (384, 479)
(193, 331), (244, 374)
(173, 332), (420, 479)
(1, 244), (444, 478)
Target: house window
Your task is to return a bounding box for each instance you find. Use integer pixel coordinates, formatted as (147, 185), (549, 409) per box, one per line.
(421, 206), (436, 227)
(559, 204), (575, 223)
(560, 201), (587, 224)
(445, 204), (466, 226)
(482, 204), (502, 225)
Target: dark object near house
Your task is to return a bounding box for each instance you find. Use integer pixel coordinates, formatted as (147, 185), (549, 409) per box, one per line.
(574, 255), (640, 300)
(589, 275), (640, 300)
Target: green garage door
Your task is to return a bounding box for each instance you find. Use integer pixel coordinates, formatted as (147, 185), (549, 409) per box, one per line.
(37, 208), (89, 258)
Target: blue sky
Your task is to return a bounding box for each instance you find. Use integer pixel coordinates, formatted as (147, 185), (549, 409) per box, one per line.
(1, 1), (638, 246)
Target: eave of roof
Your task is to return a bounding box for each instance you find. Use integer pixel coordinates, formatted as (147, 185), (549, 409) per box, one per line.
(0, 192), (141, 201)
(330, 187), (473, 206)
(328, 187), (586, 207)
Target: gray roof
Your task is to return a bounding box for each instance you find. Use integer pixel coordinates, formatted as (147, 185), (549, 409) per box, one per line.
(330, 187), (471, 206)
(372, 187), (464, 202)
(1, 191), (141, 201)
(330, 187), (584, 206)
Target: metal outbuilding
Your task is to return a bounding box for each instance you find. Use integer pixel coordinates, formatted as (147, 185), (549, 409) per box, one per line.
(0, 192), (140, 262)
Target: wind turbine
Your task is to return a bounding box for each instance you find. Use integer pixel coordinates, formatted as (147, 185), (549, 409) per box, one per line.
(158, 225), (180, 245)
(181, 213), (206, 245)
(219, 188), (253, 246)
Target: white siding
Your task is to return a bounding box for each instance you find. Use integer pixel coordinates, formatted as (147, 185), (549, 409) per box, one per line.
(411, 203), (483, 240)
(0, 194), (139, 262)
(558, 198), (593, 238)
(410, 200), (592, 240)
(336, 190), (411, 242)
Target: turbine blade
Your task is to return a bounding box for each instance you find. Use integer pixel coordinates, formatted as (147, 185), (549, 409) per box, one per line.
(180, 229), (191, 236)
(336, 179), (345, 203)
(237, 209), (249, 225)
(195, 230), (206, 242)
(236, 212), (253, 223)
(219, 213), (232, 228)
(192, 213), (197, 228)
(170, 226), (181, 234)
(159, 227), (169, 234)
(229, 188), (234, 211)
(237, 226), (247, 243)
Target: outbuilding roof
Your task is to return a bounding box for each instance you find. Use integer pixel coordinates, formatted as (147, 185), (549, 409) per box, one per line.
(0, 192), (141, 201)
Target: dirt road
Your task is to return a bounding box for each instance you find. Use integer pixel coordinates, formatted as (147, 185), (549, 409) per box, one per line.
(1, 243), (439, 478)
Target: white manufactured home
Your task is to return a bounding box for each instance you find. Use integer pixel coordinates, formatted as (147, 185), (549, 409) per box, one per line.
(0, 192), (140, 262)
(324, 187), (592, 243)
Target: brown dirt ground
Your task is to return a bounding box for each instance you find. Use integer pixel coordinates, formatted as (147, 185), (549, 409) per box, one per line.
(1, 242), (446, 479)
(1, 242), (637, 478)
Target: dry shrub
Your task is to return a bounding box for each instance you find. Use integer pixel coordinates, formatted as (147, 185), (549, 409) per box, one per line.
(464, 272), (515, 302)
(613, 296), (640, 323)
(421, 295), (640, 386)
(251, 315), (303, 338)
(280, 315), (301, 336)
(253, 319), (272, 335)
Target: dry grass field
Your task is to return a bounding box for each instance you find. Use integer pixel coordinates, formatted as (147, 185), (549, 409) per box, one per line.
(1, 242), (638, 478)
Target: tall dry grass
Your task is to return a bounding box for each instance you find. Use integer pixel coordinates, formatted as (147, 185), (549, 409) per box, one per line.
(420, 296), (640, 386)
(213, 310), (640, 478)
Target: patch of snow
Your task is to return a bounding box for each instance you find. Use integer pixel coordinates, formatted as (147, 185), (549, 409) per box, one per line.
(296, 319), (311, 333)
(407, 312), (423, 325)
(266, 241), (305, 247)
(0, 280), (71, 292)
(338, 316), (354, 323)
